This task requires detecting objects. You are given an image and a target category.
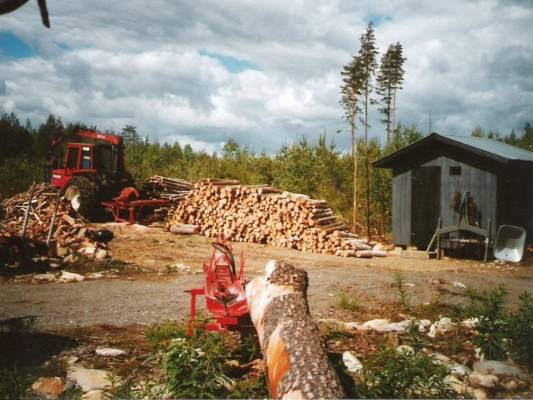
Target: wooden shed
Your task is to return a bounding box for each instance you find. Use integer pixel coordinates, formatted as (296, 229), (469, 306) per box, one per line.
(373, 133), (533, 250)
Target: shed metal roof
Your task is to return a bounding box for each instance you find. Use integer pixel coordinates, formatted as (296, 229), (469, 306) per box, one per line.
(373, 132), (533, 168)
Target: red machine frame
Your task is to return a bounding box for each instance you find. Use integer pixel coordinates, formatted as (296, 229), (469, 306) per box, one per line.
(101, 187), (169, 225)
(187, 238), (249, 335)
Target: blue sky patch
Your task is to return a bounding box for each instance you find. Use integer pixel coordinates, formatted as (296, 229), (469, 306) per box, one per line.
(368, 14), (392, 26)
(0, 32), (36, 59)
(199, 50), (259, 73)
(55, 42), (70, 51)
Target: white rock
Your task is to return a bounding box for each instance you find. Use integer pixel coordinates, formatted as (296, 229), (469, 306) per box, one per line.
(342, 351), (363, 374)
(174, 263), (191, 272)
(58, 271), (85, 283)
(94, 249), (108, 261)
(473, 360), (526, 379)
(387, 320), (412, 332)
(405, 282), (415, 288)
(430, 352), (453, 366)
(67, 365), (115, 392)
(444, 375), (468, 395)
(472, 387), (487, 400)
(87, 272), (105, 280)
(33, 273), (56, 282)
(417, 319), (432, 332)
(81, 246), (96, 257)
(343, 321), (363, 330)
(451, 363), (472, 378)
(428, 317), (455, 337)
(461, 317), (480, 329)
(81, 390), (106, 400)
(361, 319), (412, 333)
(95, 347), (127, 357)
(436, 317), (455, 334)
(361, 319), (390, 331)
(469, 371), (498, 388)
(428, 323), (438, 338)
(452, 281), (467, 289)
(396, 345), (415, 355)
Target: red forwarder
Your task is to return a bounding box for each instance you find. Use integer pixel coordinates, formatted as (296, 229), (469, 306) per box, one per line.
(50, 130), (134, 217)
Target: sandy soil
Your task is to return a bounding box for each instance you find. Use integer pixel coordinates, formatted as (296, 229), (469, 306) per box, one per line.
(1, 223), (532, 331)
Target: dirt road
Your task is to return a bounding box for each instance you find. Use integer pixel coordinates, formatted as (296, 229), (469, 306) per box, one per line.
(1, 223), (532, 330)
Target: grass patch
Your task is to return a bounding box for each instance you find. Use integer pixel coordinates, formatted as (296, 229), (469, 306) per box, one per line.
(337, 292), (361, 312)
(145, 320), (188, 348)
(356, 346), (457, 399)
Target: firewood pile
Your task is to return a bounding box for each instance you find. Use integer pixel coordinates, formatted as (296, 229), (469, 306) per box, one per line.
(169, 179), (382, 257)
(142, 176), (193, 201)
(0, 184), (110, 266)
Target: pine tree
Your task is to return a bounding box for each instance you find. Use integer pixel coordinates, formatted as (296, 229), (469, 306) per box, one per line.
(358, 23), (379, 240)
(340, 55), (364, 232)
(121, 125), (140, 145)
(377, 42), (406, 144)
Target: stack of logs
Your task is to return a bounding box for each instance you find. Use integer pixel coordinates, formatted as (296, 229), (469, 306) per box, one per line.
(169, 179), (384, 257)
(142, 176), (193, 202)
(0, 184), (110, 266)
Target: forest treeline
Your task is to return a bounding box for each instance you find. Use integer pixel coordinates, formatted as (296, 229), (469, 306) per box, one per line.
(1, 112), (532, 235)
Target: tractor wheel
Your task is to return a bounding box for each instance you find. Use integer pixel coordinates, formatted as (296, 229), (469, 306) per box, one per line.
(63, 176), (96, 218)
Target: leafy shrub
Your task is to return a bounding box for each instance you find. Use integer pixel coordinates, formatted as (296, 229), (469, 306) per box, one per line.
(466, 285), (510, 360)
(357, 347), (456, 399)
(507, 292), (533, 367)
(337, 292), (361, 311)
(164, 334), (233, 398)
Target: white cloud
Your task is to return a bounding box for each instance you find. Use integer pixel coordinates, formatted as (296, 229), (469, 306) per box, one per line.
(0, 0), (532, 152)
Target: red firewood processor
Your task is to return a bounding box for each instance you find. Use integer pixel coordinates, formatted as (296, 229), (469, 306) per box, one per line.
(187, 237), (251, 335)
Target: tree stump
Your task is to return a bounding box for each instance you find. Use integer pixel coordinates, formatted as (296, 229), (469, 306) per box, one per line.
(246, 260), (344, 399)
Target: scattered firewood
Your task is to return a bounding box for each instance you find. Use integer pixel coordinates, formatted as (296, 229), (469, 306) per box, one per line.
(246, 260), (345, 399)
(0, 183), (110, 267)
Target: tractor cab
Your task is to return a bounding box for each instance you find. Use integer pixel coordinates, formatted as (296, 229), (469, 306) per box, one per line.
(49, 130), (132, 217)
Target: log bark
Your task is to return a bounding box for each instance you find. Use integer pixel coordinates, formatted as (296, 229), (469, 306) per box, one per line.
(246, 260), (344, 399)
(168, 223), (199, 235)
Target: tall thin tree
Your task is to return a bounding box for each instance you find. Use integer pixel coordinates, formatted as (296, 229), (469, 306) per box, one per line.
(358, 23), (378, 240)
(340, 56), (364, 232)
(377, 42), (406, 144)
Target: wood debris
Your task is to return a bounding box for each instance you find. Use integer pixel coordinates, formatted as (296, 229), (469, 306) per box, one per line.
(0, 183), (110, 267)
(168, 179), (375, 257)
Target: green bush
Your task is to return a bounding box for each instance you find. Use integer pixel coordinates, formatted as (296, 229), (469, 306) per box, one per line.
(507, 292), (533, 367)
(164, 334), (233, 398)
(466, 285), (510, 360)
(357, 347), (456, 399)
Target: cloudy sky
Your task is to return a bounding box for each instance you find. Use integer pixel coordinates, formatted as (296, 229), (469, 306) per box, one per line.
(0, 0), (532, 153)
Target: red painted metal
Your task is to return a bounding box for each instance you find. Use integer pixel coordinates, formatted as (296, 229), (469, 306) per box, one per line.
(187, 238), (249, 335)
(101, 187), (169, 224)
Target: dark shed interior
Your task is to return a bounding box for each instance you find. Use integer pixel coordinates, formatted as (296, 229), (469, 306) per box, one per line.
(373, 133), (533, 249)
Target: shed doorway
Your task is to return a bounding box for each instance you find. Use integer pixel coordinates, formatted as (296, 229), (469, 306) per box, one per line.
(411, 166), (441, 249)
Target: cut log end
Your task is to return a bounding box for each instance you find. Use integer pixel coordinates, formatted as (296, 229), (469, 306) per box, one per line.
(246, 260), (345, 399)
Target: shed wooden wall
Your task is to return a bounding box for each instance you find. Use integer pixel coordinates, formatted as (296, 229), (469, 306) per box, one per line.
(392, 155), (497, 247)
(392, 170), (411, 246)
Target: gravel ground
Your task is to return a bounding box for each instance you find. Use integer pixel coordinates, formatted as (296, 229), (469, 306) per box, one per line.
(1, 224), (532, 330)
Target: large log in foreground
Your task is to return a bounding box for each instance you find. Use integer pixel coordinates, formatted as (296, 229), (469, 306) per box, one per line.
(246, 260), (344, 399)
